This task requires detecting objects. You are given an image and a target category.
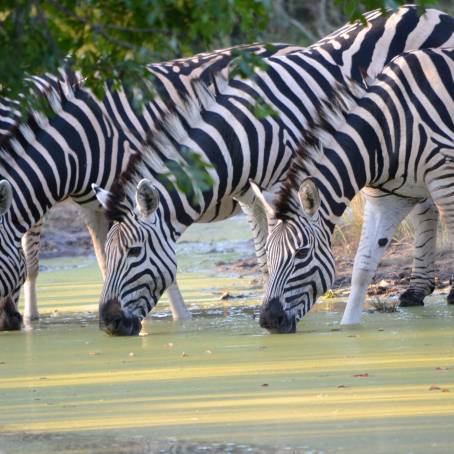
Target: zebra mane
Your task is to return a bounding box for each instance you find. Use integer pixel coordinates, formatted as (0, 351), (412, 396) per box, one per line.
(0, 69), (83, 157)
(103, 152), (143, 222)
(274, 79), (366, 218)
(103, 72), (227, 222)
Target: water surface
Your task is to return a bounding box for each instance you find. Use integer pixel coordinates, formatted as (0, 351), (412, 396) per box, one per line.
(1, 220), (454, 453)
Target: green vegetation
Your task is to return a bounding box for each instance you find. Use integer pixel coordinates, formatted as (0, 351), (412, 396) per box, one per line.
(1, 0), (448, 109)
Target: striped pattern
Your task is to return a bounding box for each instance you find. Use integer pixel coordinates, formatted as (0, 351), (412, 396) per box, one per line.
(94, 7), (454, 335)
(259, 47), (454, 332)
(0, 43), (301, 327)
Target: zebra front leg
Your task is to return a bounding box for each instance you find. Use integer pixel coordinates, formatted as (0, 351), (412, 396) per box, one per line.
(83, 207), (190, 320)
(399, 198), (438, 307)
(22, 219), (44, 322)
(166, 282), (191, 320)
(341, 191), (416, 325)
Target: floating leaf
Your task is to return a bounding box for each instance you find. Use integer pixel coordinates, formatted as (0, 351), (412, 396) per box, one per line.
(429, 385), (450, 392)
(219, 292), (232, 300)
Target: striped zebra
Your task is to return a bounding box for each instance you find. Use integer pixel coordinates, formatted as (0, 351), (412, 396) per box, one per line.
(253, 47), (454, 333)
(0, 71), (122, 323)
(92, 7), (454, 335)
(0, 43), (300, 330)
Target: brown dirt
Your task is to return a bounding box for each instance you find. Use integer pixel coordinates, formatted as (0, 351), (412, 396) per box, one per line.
(40, 201), (93, 259)
(332, 240), (453, 297)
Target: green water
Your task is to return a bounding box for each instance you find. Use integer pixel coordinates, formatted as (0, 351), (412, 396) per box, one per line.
(1, 219), (454, 453)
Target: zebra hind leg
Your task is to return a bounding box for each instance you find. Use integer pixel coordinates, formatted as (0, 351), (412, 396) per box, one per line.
(22, 219), (44, 322)
(399, 199), (437, 307)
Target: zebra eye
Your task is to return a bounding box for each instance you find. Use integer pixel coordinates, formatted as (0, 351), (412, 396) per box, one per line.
(127, 246), (142, 258)
(294, 246), (310, 259)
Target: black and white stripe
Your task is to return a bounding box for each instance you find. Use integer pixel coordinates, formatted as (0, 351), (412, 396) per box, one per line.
(257, 47), (454, 332)
(92, 7), (454, 335)
(0, 43), (299, 329)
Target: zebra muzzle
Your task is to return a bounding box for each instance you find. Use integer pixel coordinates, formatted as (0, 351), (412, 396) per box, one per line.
(99, 298), (142, 336)
(259, 298), (296, 334)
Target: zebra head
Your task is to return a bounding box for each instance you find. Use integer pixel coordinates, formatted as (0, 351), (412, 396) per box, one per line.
(0, 179), (26, 330)
(93, 179), (177, 336)
(251, 179), (335, 333)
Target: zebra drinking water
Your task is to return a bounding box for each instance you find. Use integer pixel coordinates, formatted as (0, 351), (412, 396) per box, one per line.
(254, 47), (454, 333)
(93, 7), (454, 335)
(0, 43), (299, 330)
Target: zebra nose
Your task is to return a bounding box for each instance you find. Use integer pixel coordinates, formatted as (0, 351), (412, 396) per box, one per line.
(99, 298), (142, 336)
(259, 298), (296, 333)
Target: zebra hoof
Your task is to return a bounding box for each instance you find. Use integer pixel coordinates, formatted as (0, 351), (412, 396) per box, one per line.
(447, 289), (454, 305)
(99, 299), (142, 336)
(399, 290), (425, 307)
(0, 297), (23, 331)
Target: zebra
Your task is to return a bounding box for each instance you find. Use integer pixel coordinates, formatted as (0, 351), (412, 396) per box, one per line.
(0, 43), (304, 330)
(92, 7), (454, 335)
(252, 46), (454, 333)
(0, 72), (121, 322)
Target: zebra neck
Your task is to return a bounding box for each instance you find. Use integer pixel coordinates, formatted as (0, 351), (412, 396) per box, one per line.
(309, 138), (375, 230)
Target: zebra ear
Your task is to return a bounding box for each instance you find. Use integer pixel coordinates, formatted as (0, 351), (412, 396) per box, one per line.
(0, 180), (13, 215)
(249, 180), (275, 217)
(92, 183), (112, 211)
(136, 179), (159, 218)
(298, 178), (320, 217)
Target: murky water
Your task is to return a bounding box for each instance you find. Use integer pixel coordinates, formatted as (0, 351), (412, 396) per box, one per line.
(1, 219), (454, 453)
